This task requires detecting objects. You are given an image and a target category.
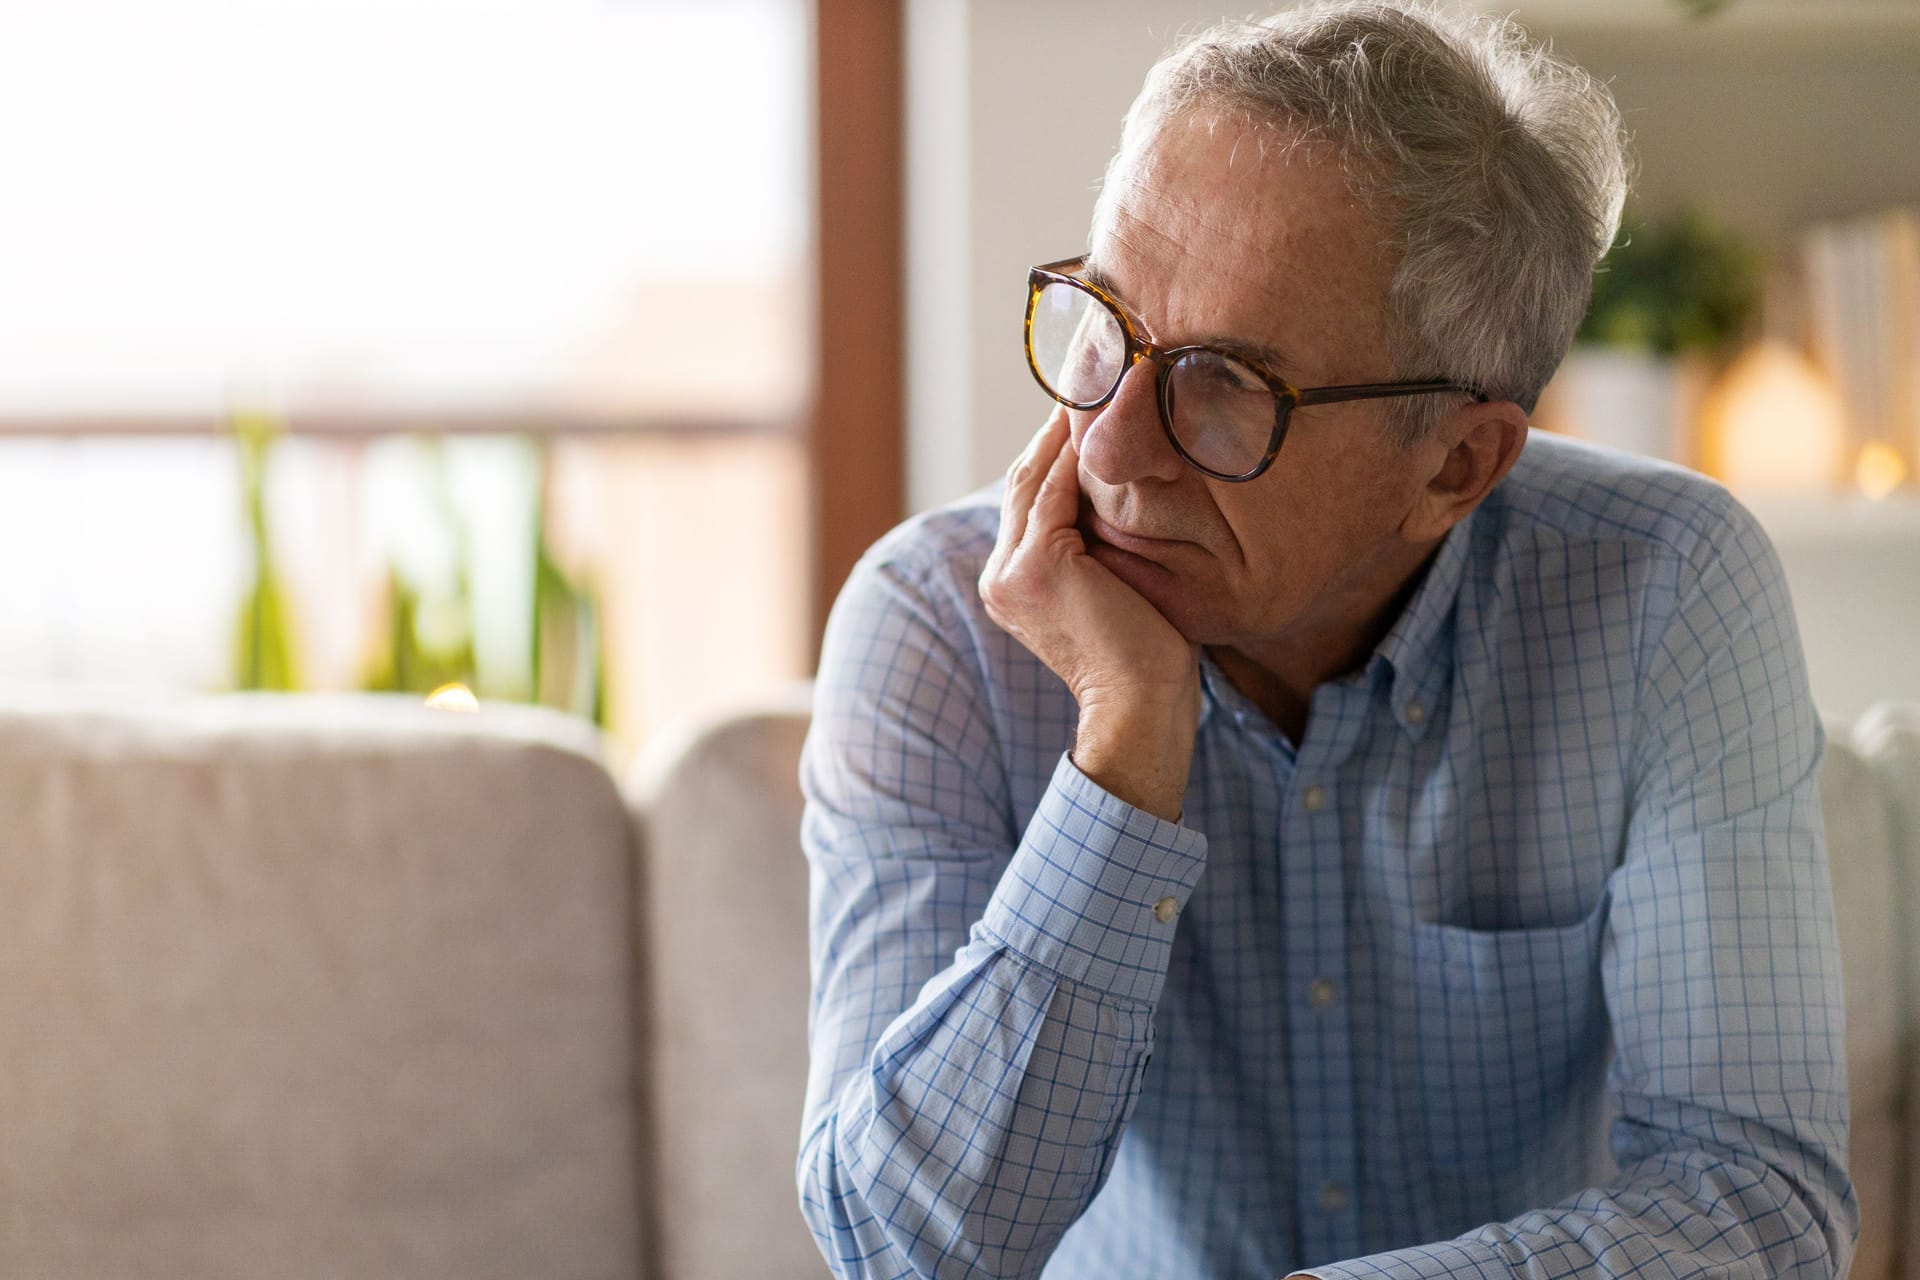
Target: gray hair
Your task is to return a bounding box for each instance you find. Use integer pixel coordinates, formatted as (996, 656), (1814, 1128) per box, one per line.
(1094, 1), (1629, 441)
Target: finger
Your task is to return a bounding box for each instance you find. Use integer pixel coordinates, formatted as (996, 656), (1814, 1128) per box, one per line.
(999, 408), (1070, 550)
(1025, 424), (1082, 550)
(1009, 405), (1067, 476)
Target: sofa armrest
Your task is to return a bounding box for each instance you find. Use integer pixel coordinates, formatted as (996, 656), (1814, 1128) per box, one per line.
(628, 682), (824, 1280)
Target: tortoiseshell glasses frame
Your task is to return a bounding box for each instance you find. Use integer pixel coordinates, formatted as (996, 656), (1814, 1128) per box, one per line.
(1023, 255), (1483, 482)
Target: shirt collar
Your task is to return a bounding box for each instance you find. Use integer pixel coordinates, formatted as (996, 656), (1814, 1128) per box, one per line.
(1370, 507), (1477, 742)
(1193, 508), (1476, 741)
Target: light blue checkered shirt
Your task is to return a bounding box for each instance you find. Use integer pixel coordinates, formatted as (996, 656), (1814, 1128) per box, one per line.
(797, 431), (1857, 1280)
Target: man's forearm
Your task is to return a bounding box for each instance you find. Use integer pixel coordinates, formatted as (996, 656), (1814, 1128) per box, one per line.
(800, 943), (1151, 1280)
(1291, 1128), (1852, 1280)
(800, 755), (1208, 1279)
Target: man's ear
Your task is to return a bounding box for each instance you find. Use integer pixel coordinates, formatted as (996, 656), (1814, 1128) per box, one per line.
(1399, 399), (1529, 542)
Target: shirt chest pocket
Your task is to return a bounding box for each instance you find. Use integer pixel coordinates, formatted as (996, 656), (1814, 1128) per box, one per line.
(1387, 900), (1612, 1192)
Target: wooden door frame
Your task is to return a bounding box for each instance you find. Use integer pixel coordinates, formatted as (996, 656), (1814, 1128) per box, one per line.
(809, 0), (906, 661)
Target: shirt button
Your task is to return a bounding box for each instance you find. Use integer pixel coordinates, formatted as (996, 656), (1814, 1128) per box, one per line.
(1405, 700), (1427, 725)
(1318, 1181), (1349, 1213)
(1308, 978), (1338, 1010)
(1153, 896), (1179, 923)
(1301, 784), (1326, 812)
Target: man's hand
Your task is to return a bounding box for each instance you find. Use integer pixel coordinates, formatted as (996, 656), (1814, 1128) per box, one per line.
(978, 409), (1201, 822)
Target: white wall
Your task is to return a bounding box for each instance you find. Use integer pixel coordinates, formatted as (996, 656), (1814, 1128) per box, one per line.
(904, 0), (1920, 510)
(1747, 496), (1920, 723)
(906, 0), (1240, 511)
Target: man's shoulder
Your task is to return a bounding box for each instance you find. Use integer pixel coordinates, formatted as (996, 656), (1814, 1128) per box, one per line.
(854, 483), (1004, 599)
(817, 483), (1010, 663)
(1492, 429), (1762, 571)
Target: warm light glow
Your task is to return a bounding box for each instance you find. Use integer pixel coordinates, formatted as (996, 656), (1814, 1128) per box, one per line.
(1854, 441), (1909, 501)
(1695, 341), (1847, 494)
(424, 683), (480, 713)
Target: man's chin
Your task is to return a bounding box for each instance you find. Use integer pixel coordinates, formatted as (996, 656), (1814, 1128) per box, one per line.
(1084, 539), (1212, 642)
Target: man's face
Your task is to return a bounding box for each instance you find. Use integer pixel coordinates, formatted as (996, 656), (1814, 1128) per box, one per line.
(1073, 111), (1443, 657)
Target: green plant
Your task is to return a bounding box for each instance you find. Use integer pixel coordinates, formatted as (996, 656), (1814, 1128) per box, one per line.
(529, 442), (606, 726)
(231, 411), (301, 691)
(361, 436), (478, 698)
(358, 435), (606, 727)
(1578, 208), (1764, 358)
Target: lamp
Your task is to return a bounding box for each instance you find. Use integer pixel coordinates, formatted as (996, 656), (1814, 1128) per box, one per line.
(1853, 441), (1909, 501)
(1695, 340), (1847, 494)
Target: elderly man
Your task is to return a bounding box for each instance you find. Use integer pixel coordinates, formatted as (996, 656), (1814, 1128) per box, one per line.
(797, 4), (1857, 1277)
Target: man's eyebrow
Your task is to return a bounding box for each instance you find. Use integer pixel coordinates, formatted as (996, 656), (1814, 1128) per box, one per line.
(1196, 332), (1294, 380)
(1081, 258), (1295, 378)
(1080, 258), (1123, 299)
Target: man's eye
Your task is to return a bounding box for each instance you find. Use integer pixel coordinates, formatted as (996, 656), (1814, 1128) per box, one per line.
(1186, 353), (1266, 393)
(1221, 359), (1268, 392)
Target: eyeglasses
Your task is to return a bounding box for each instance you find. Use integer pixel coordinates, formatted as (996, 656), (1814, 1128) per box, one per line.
(1023, 256), (1479, 482)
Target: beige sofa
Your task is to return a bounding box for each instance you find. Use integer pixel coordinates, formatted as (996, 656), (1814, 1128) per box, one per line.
(0, 686), (1913, 1279)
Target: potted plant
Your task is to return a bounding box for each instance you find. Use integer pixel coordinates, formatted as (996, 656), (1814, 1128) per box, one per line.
(1538, 208), (1763, 465)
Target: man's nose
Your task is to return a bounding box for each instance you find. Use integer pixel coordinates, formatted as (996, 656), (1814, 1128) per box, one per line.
(1073, 359), (1187, 488)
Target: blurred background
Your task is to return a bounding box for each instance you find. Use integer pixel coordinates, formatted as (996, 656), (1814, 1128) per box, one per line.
(0, 0), (820, 765)
(4, 0), (1917, 761)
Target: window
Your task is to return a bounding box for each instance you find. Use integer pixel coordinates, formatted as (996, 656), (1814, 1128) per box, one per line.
(0, 0), (812, 760)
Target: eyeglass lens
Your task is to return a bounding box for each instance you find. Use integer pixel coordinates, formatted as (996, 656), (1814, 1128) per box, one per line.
(1029, 279), (1281, 478)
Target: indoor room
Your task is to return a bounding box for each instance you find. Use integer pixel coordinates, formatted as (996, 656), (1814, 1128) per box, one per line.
(2, 1), (1915, 1276)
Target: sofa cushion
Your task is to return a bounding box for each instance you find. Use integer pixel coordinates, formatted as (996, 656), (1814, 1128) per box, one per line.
(631, 686), (823, 1280)
(0, 692), (642, 1280)
(1850, 704), (1920, 1280)
(1821, 727), (1905, 1280)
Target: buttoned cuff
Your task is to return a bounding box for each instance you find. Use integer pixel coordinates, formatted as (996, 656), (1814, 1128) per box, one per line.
(1301, 1238), (1511, 1280)
(978, 752), (1208, 1005)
